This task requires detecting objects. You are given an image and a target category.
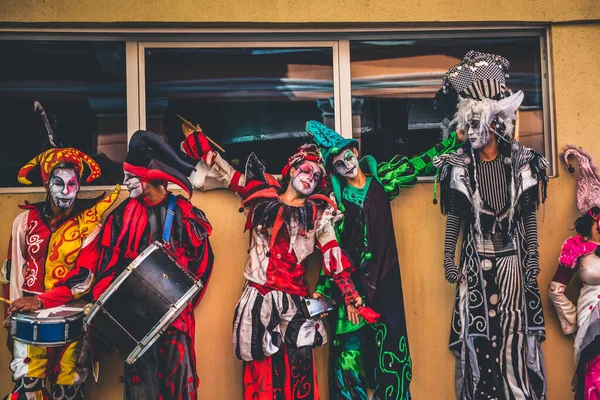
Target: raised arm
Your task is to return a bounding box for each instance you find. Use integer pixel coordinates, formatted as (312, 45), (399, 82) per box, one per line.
(180, 126), (238, 190)
(378, 130), (462, 200)
(180, 127), (276, 201)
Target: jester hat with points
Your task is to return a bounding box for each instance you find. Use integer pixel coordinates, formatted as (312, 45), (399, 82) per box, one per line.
(305, 120), (358, 167)
(18, 147), (102, 185)
(124, 130), (195, 198)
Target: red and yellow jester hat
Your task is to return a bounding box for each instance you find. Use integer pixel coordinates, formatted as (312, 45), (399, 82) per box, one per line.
(18, 148), (102, 185)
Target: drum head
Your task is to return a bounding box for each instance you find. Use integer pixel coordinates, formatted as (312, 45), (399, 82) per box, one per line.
(13, 300), (85, 322)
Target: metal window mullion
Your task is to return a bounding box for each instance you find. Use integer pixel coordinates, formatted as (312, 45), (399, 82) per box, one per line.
(541, 30), (557, 177)
(336, 40), (353, 139)
(126, 41), (140, 142)
(138, 42), (147, 132)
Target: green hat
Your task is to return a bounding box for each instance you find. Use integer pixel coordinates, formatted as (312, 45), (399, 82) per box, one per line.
(305, 120), (359, 166)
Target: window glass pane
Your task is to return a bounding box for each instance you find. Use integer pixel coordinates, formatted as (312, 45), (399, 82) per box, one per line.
(144, 47), (334, 173)
(0, 41), (127, 187)
(350, 36), (544, 173)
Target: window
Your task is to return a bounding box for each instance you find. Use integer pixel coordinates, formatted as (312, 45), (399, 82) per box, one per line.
(349, 35), (548, 172)
(142, 45), (336, 173)
(0, 40), (127, 187)
(0, 29), (554, 189)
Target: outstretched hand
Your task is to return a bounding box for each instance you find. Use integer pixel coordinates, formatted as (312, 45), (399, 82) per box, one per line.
(181, 124), (215, 166)
(347, 297), (363, 325)
(444, 256), (461, 284)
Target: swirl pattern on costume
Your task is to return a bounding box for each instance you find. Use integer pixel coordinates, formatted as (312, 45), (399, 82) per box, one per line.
(25, 220), (43, 288)
(44, 187), (119, 290)
(373, 323), (412, 400)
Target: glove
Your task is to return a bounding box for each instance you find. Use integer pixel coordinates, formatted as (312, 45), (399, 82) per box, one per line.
(524, 250), (540, 286)
(181, 125), (214, 164)
(358, 306), (381, 324)
(444, 253), (460, 283)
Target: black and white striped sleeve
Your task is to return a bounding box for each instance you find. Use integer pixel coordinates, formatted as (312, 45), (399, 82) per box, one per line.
(521, 188), (540, 282)
(443, 189), (463, 283)
(520, 188), (539, 253)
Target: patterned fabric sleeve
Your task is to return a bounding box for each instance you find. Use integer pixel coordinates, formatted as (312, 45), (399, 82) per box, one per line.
(315, 206), (359, 305)
(91, 214), (119, 300)
(549, 265), (577, 334)
(441, 185), (465, 283)
(8, 211), (29, 303)
(521, 189), (541, 283)
(314, 269), (332, 299)
(37, 229), (102, 309)
(178, 204), (214, 309)
(443, 214), (462, 283)
(378, 130), (460, 200)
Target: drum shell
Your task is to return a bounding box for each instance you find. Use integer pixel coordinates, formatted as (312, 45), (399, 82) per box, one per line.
(10, 301), (85, 347)
(86, 242), (202, 364)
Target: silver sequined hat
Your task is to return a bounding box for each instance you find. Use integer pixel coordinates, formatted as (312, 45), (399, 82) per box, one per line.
(442, 51), (510, 100)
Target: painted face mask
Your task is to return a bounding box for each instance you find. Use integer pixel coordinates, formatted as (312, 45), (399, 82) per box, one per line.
(48, 168), (80, 209)
(332, 149), (359, 178)
(291, 160), (322, 197)
(123, 172), (144, 199)
(467, 115), (490, 150)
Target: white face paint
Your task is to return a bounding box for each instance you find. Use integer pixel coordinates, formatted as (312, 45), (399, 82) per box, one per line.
(332, 149), (359, 179)
(467, 116), (490, 150)
(290, 160), (322, 197)
(123, 172), (144, 199)
(48, 168), (80, 209)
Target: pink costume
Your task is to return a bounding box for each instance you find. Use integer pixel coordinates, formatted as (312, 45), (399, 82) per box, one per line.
(549, 146), (600, 400)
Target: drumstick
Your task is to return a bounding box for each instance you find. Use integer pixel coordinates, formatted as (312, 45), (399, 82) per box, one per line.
(176, 114), (226, 153)
(0, 296), (12, 305)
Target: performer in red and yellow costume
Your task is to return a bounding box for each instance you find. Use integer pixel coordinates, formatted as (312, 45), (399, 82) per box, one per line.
(3, 147), (119, 400)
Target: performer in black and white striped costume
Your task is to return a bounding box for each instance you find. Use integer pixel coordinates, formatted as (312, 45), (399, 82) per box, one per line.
(436, 51), (549, 400)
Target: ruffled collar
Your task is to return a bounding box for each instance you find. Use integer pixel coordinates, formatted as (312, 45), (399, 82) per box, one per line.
(559, 235), (599, 269)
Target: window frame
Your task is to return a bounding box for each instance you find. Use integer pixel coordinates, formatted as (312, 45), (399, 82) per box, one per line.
(0, 25), (555, 193)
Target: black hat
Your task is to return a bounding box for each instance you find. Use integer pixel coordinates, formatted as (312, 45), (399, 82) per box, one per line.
(442, 51), (510, 101)
(124, 130), (194, 198)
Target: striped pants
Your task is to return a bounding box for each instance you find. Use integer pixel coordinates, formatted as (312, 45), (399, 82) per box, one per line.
(233, 284), (327, 399)
(463, 248), (545, 400)
(4, 336), (88, 400)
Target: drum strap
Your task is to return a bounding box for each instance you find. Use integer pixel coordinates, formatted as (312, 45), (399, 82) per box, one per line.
(162, 194), (178, 243)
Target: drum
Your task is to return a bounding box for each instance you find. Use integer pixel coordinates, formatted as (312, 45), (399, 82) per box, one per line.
(10, 300), (85, 346)
(85, 241), (204, 365)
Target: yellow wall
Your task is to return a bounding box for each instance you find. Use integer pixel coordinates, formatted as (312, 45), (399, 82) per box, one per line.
(0, 0), (599, 23)
(1, 1), (600, 398)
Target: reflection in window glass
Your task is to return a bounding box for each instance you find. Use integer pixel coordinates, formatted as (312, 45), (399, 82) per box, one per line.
(144, 47), (334, 173)
(0, 41), (127, 187)
(350, 37), (544, 173)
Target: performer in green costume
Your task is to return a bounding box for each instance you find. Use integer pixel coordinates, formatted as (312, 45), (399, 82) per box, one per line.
(307, 120), (461, 399)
